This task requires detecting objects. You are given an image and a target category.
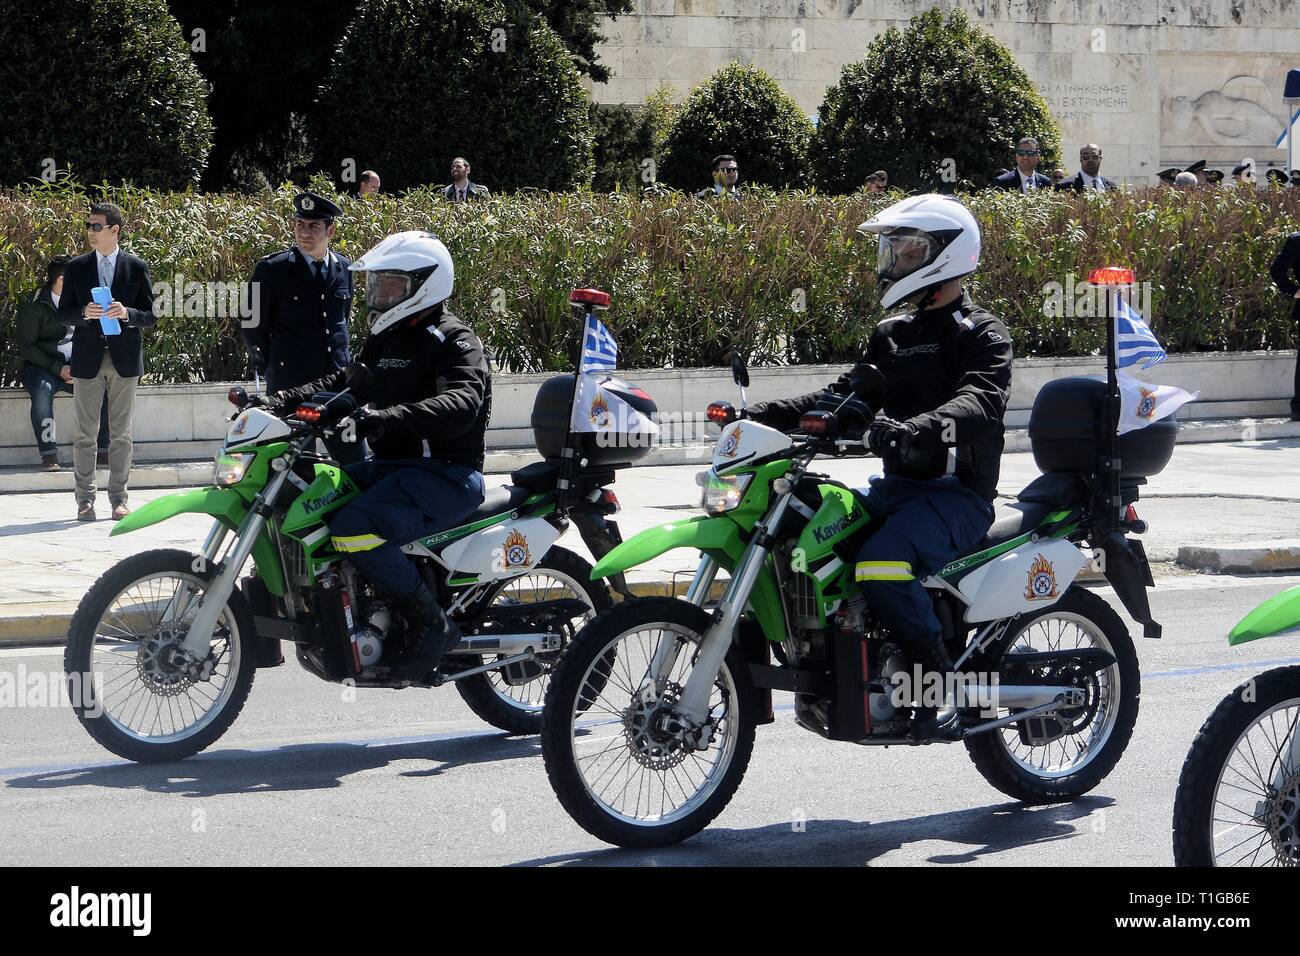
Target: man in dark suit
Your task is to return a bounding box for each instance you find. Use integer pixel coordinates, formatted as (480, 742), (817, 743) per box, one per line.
(58, 202), (157, 521)
(1059, 143), (1118, 192)
(1269, 231), (1300, 420)
(441, 157), (490, 202)
(992, 137), (1053, 192)
(242, 192), (359, 461)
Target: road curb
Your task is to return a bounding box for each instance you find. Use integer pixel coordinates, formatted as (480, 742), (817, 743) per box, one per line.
(1177, 541), (1300, 574)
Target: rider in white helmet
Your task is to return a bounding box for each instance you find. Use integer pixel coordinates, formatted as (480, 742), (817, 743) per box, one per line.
(272, 231), (491, 680)
(748, 195), (1013, 738)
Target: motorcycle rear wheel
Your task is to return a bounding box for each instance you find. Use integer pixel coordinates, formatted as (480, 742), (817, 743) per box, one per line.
(454, 547), (612, 735)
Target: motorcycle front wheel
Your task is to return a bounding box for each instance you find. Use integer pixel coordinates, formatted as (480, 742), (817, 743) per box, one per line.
(1173, 665), (1300, 867)
(541, 597), (757, 848)
(65, 548), (258, 763)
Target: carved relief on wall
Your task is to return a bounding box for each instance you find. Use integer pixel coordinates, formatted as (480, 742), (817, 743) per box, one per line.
(1163, 75), (1284, 147)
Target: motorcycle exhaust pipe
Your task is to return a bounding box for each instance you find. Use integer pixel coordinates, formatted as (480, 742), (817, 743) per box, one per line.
(446, 633), (562, 656)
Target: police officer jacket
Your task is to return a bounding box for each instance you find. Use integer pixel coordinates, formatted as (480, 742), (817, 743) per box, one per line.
(1269, 232), (1300, 321)
(278, 307), (492, 472)
(750, 293), (1013, 501)
(243, 247), (353, 393)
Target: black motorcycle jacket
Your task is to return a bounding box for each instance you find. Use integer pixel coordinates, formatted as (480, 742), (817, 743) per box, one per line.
(277, 306), (492, 471)
(749, 292), (1012, 501)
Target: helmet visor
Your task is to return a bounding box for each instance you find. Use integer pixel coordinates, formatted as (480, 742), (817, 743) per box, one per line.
(876, 228), (939, 283)
(366, 270), (416, 313)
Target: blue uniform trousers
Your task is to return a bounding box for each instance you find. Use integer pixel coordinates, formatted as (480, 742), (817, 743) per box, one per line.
(329, 458), (485, 598)
(853, 475), (994, 643)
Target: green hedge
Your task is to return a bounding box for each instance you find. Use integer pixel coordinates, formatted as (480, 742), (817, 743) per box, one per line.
(2, 182), (1296, 387)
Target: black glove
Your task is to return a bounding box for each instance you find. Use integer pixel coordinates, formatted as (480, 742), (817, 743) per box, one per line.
(813, 390), (873, 436)
(866, 416), (917, 456)
(353, 409), (388, 442)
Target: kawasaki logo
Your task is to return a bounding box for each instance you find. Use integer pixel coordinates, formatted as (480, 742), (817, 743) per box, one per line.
(812, 507), (862, 544)
(302, 481), (353, 515)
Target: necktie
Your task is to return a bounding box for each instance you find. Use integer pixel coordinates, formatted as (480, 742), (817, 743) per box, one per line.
(99, 256), (113, 289)
(458, 187), (466, 202)
(315, 259), (327, 289)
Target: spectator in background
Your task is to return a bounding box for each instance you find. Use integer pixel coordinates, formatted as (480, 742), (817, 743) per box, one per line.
(1268, 229), (1300, 420)
(1266, 168), (1288, 188)
(1051, 168), (1067, 187)
(17, 255), (108, 470)
(1174, 171), (1199, 188)
(864, 170), (889, 193)
(358, 170), (381, 195)
(1060, 144), (1117, 192)
(57, 202), (157, 521)
(992, 137), (1053, 191)
(442, 157), (490, 202)
(695, 154), (741, 199)
(1232, 162), (1254, 186)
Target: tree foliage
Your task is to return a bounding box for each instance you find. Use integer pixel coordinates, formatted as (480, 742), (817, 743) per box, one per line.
(0, 0), (212, 189)
(810, 8), (1062, 194)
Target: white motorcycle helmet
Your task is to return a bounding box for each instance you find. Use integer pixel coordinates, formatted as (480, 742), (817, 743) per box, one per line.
(349, 230), (455, 334)
(856, 194), (981, 310)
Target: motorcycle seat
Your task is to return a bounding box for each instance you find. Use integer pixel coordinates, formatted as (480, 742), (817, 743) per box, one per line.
(467, 484), (535, 522)
(979, 500), (1056, 549)
(976, 473), (1087, 549)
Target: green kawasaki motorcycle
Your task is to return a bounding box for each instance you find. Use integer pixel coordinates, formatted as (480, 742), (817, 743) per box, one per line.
(1173, 588), (1300, 866)
(64, 365), (654, 763)
(542, 362), (1173, 848)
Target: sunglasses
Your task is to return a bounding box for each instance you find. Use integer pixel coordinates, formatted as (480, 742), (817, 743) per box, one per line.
(84, 222), (115, 232)
(1015, 149), (1040, 157)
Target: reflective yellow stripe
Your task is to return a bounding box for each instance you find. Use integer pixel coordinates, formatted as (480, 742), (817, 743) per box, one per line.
(855, 560), (914, 582)
(331, 533), (386, 553)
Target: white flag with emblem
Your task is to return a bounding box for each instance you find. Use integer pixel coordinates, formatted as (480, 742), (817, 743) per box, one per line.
(1115, 369), (1198, 436)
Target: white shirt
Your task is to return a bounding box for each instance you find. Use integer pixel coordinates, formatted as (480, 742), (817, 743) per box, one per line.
(1018, 170), (1037, 192)
(1081, 172), (1107, 192)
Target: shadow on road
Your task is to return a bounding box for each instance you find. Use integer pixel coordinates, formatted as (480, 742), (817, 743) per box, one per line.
(4, 730), (541, 796)
(513, 797), (1114, 867)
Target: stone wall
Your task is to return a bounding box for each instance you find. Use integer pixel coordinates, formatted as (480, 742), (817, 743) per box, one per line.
(588, 0), (1300, 185)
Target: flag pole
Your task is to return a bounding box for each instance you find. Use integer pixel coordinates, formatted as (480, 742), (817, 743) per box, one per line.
(558, 301), (593, 515)
(1106, 285), (1121, 535)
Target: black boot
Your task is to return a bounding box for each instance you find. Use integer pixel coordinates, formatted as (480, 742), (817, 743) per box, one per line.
(391, 584), (461, 680)
(908, 632), (960, 741)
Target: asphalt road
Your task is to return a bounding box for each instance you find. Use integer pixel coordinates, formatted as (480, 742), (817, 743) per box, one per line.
(2, 575), (1299, 867)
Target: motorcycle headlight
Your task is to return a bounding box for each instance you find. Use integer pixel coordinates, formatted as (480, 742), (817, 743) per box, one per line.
(213, 451), (255, 487)
(700, 472), (753, 515)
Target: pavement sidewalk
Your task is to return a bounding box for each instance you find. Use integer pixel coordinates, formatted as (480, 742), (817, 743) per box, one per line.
(3, 438), (1300, 643)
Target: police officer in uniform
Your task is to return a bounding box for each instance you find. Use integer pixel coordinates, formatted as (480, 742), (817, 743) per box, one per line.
(748, 195), (1012, 738)
(243, 192), (360, 462)
(270, 231), (490, 681)
(1269, 229), (1300, 420)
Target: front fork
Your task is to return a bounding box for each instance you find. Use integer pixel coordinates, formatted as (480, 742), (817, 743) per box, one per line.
(178, 459), (295, 662)
(672, 491), (796, 734)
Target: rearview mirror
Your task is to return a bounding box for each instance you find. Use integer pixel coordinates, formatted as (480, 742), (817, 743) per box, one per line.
(730, 351), (750, 389)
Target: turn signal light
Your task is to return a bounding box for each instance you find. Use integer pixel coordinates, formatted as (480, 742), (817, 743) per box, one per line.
(1088, 266), (1135, 286)
(706, 401), (736, 424)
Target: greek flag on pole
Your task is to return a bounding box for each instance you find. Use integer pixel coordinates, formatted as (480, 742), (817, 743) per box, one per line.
(1113, 292), (1166, 371)
(580, 313), (618, 374)
(1107, 292), (1197, 434)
